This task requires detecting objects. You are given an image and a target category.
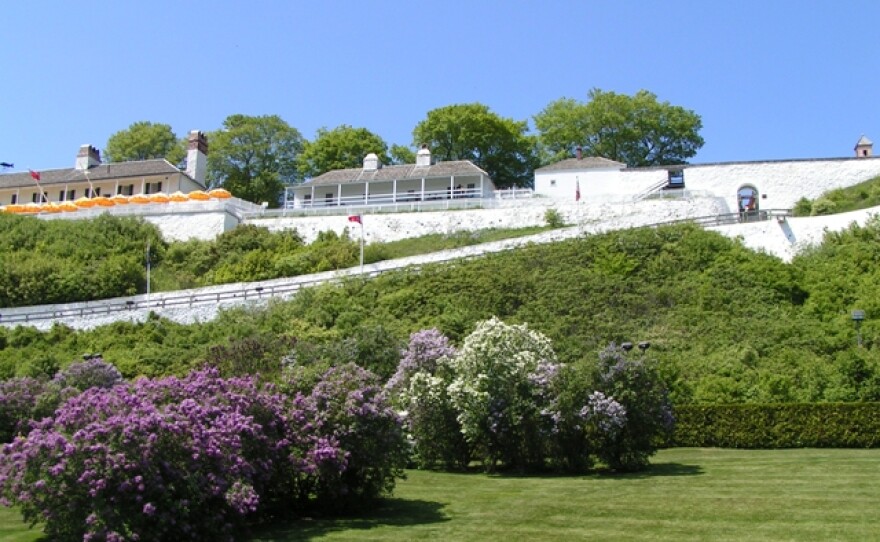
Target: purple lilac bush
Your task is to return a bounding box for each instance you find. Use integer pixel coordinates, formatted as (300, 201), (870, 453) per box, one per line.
(0, 366), (408, 541)
(0, 377), (46, 443)
(52, 357), (123, 392)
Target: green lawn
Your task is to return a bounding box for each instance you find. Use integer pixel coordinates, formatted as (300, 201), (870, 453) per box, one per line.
(254, 448), (880, 541)
(5, 449), (880, 541)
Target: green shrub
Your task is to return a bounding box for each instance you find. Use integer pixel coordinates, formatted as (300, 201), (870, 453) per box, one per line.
(810, 197), (837, 216)
(672, 403), (880, 448)
(544, 208), (565, 228)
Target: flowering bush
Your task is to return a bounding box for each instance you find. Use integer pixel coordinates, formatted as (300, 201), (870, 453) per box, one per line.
(305, 363), (409, 510)
(387, 329), (467, 469)
(0, 366), (408, 540)
(52, 357), (123, 392)
(447, 317), (560, 471)
(0, 377), (46, 443)
(588, 344), (674, 471)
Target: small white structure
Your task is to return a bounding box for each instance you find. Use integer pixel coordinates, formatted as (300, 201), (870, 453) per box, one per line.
(534, 137), (880, 214)
(286, 147), (495, 209)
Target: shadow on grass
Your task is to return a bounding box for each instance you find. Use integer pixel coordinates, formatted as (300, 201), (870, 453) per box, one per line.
(249, 498), (447, 541)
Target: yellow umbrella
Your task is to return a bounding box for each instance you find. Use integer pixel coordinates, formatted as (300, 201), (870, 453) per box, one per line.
(170, 191), (189, 202)
(149, 192), (170, 203)
(111, 194), (130, 205)
(42, 202), (62, 213)
(74, 196), (96, 208)
(129, 194), (151, 204)
(188, 190), (210, 201)
(209, 188), (232, 199)
(60, 201), (79, 212)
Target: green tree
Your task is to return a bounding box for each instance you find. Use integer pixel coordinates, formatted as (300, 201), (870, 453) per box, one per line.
(207, 114), (305, 206)
(412, 103), (538, 188)
(389, 144), (416, 165)
(297, 125), (389, 179)
(104, 121), (185, 164)
(534, 89), (704, 167)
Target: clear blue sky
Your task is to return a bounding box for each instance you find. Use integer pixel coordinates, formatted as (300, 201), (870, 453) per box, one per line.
(2, 1), (878, 171)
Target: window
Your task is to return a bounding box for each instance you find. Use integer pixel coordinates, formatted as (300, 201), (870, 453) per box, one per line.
(303, 194), (312, 204)
(667, 170), (684, 187)
(10, 194), (17, 204)
(145, 182), (163, 194)
(32, 192), (47, 203)
(117, 184), (134, 196)
(85, 187), (101, 197)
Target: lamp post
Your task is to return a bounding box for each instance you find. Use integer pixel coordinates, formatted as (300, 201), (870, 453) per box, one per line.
(852, 310), (865, 347)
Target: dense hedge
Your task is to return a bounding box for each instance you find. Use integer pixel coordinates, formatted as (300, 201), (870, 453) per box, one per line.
(672, 403), (880, 448)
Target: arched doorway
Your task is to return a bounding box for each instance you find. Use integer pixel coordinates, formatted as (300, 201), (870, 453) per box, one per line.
(737, 185), (759, 220)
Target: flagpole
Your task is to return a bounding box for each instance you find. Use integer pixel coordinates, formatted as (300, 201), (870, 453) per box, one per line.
(359, 221), (364, 276)
(146, 240), (151, 298)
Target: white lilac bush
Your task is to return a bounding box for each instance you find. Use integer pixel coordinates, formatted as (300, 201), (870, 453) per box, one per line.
(0, 365), (408, 541)
(447, 317), (560, 471)
(388, 329), (467, 469)
(388, 320), (674, 473)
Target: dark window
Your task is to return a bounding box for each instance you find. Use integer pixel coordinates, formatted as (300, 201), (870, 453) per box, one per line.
(11, 194), (17, 204)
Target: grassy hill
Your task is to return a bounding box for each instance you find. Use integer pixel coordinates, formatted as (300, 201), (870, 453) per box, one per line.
(2, 214), (880, 405)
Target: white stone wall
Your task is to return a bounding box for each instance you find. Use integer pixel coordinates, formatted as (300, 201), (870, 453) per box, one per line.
(245, 196), (727, 244)
(535, 157), (880, 212)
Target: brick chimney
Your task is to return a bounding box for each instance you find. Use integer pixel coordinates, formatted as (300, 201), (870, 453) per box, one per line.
(416, 144), (431, 166)
(186, 130), (208, 184)
(75, 145), (101, 170)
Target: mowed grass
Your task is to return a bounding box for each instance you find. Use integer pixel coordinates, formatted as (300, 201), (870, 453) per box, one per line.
(255, 448), (880, 542)
(4, 448), (880, 541)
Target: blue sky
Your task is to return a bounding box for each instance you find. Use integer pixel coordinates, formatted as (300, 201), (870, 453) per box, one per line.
(2, 1), (878, 171)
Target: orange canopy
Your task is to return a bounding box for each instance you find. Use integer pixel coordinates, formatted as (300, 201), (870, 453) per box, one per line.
(149, 192), (170, 203)
(74, 197), (96, 208)
(188, 190), (210, 201)
(111, 194), (130, 205)
(93, 196), (115, 207)
(60, 201), (79, 212)
(170, 191), (189, 202)
(209, 188), (232, 199)
(129, 194), (151, 204)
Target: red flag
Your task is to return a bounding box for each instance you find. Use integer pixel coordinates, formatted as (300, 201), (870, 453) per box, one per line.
(29, 170), (41, 182)
(575, 179), (581, 202)
(348, 215), (362, 225)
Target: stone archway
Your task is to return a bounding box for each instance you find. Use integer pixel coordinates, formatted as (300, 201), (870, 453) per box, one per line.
(737, 185), (759, 213)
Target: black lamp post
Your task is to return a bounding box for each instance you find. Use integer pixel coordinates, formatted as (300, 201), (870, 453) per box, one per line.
(852, 310), (865, 347)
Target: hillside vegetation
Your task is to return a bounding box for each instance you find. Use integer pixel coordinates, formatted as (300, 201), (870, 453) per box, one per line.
(0, 213), (555, 308)
(2, 215), (879, 405)
(793, 174), (880, 216)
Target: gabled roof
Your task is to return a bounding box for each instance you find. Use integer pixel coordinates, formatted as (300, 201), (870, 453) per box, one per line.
(535, 156), (626, 173)
(0, 160), (200, 190)
(304, 160), (490, 187)
(856, 135), (873, 146)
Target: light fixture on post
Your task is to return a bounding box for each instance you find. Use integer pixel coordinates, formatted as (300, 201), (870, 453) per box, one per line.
(621, 342), (634, 352)
(638, 341), (651, 353)
(852, 310), (866, 347)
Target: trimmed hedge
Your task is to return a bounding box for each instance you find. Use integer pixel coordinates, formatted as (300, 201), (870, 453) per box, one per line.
(672, 403), (880, 448)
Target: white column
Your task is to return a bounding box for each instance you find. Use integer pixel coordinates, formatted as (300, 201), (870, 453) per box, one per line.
(450, 176), (455, 199)
(310, 185), (315, 206)
(421, 177), (425, 201)
(480, 174), (484, 197)
(337, 184), (342, 206)
(364, 182), (369, 204)
(393, 179), (397, 202)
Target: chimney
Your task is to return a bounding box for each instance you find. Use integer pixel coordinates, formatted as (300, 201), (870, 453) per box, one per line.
(363, 152), (380, 171)
(186, 130), (208, 184)
(416, 144), (431, 166)
(575, 146), (583, 160)
(75, 145), (101, 170)
(855, 135), (873, 158)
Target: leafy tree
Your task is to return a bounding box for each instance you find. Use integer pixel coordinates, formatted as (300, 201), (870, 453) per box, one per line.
(412, 103), (538, 189)
(207, 114), (305, 206)
(298, 125), (389, 178)
(534, 88), (704, 167)
(389, 144), (416, 165)
(104, 121), (185, 164)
